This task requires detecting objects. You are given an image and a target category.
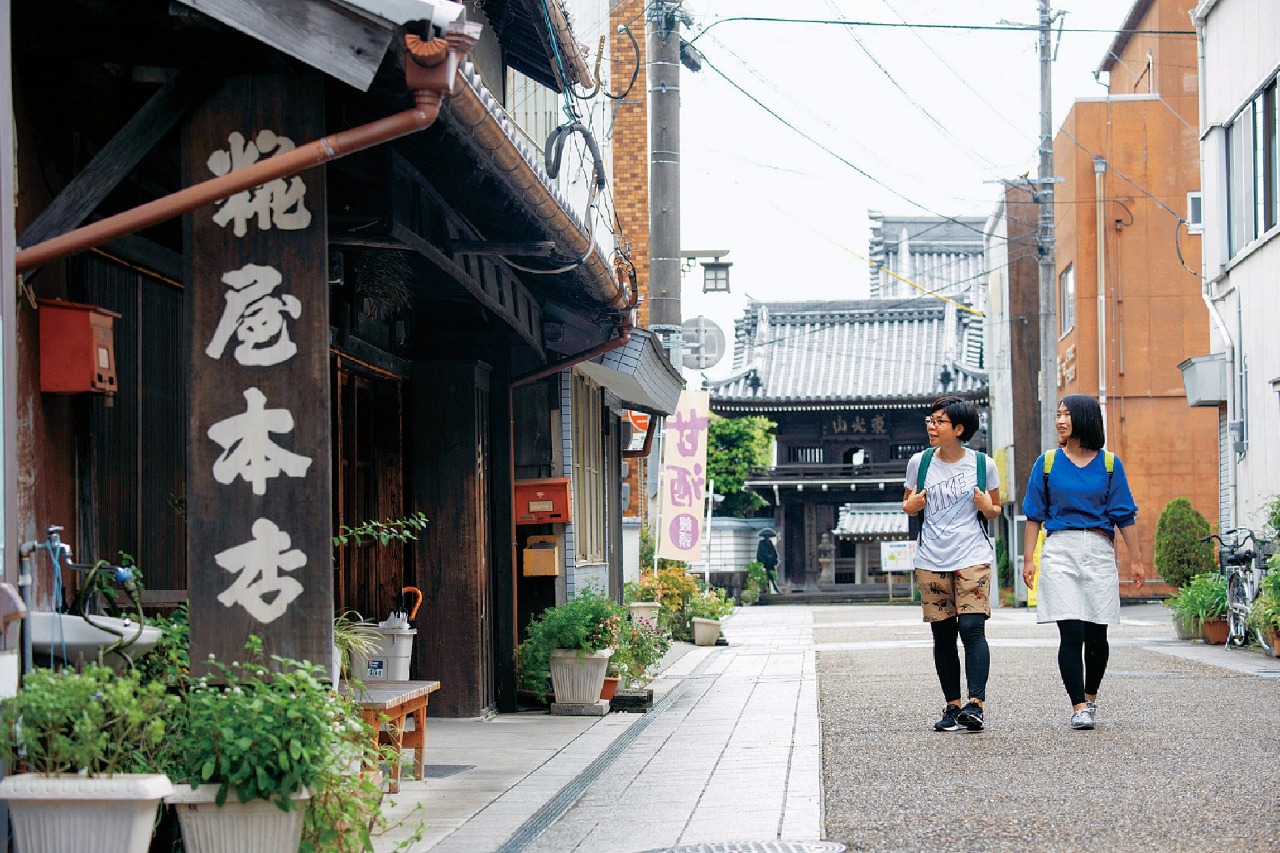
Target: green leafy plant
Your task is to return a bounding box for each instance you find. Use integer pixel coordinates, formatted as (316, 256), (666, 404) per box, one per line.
(1165, 572), (1228, 630)
(744, 560), (769, 593)
(623, 572), (661, 603)
(177, 637), (347, 810)
(706, 414), (775, 517)
(515, 588), (626, 698)
(333, 511), (429, 549)
(994, 536), (1013, 590)
(740, 587), (760, 606)
(607, 615), (671, 687)
(134, 603), (191, 690)
(1248, 561), (1280, 638)
(688, 587), (734, 621)
(1153, 498), (1215, 590)
(0, 664), (177, 775)
(333, 610), (384, 682)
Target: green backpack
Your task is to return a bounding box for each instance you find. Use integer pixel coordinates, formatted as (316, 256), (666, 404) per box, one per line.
(908, 447), (989, 541)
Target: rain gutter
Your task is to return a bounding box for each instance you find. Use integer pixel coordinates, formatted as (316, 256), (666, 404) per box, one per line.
(15, 26), (481, 275)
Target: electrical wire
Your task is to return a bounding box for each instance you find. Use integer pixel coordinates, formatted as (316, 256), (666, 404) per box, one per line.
(686, 16), (1197, 47)
(697, 50), (1014, 246)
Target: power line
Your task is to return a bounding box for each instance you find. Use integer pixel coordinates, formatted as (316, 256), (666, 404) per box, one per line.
(698, 50), (1013, 246)
(686, 16), (1197, 46)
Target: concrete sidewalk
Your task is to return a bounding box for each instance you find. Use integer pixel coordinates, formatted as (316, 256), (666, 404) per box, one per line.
(375, 602), (1280, 852)
(375, 605), (824, 853)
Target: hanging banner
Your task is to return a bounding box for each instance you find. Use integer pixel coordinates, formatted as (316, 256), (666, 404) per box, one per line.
(656, 390), (710, 562)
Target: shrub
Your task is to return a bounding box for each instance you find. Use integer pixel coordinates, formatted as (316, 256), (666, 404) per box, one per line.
(1153, 497), (1215, 590)
(744, 560), (769, 593)
(994, 536), (1013, 590)
(515, 588), (626, 697)
(740, 587), (760, 606)
(688, 587), (734, 621)
(1249, 561), (1280, 638)
(607, 616), (671, 687)
(1165, 572), (1228, 630)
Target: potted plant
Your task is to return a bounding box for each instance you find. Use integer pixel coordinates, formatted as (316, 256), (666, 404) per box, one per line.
(0, 664), (176, 853)
(166, 637), (349, 853)
(1249, 560), (1280, 656)
(607, 613), (671, 689)
(688, 587), (734, 646)
(1166, 572), (1228, 644)
(624, 572), (662, 625)
(515, 588), (624, 704)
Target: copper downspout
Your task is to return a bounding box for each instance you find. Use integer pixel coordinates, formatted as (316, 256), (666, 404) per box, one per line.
(15, 27), (480, 275)
(622, 418), (656, 459)
(511, 311), (634, 389)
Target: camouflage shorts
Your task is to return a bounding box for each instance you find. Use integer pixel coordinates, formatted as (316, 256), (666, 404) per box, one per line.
(914, 564), (992, 622)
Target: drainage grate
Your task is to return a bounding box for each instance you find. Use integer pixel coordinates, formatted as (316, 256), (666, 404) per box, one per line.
(635, 843), (846, 853)
(420, 764), (474, 779)
(494, 671), (692, 853)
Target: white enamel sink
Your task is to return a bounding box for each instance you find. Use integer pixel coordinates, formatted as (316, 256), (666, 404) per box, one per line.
(28, 612), (163, 664)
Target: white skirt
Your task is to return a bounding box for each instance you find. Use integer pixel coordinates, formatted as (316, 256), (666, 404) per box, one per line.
(1036, 529), (1120, 625)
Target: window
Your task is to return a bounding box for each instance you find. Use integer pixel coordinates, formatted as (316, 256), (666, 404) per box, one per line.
(1058, 264), (1075, 337)
(571, 372), (605, 563)
(787, 446), (823, 464)
(1186, 191), (1203, 235)
(1226, 77), (1279, 255)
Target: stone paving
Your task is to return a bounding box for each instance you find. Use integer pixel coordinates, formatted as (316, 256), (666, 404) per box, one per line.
(375, 602), (1280, 853)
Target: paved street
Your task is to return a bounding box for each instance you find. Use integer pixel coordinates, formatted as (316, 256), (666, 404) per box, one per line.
(379, 603), (1280, 853)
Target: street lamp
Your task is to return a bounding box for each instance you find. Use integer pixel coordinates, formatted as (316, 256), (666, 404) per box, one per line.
(681, 250), (731, 293)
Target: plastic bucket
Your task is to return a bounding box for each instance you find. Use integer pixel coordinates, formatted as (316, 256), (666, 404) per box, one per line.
(350, 628), (416, 681)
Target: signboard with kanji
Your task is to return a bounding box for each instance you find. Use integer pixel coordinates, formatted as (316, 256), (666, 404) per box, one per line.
(656, 391), (710, 561)
(184, 71), (333, 673)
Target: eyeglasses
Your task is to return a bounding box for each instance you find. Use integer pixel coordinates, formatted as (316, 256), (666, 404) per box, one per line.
(924, 417), (952, 428)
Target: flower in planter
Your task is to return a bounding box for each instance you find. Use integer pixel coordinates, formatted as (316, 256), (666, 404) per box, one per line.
(687, 587), (734, 622)
(606, 615), (671, 687)
(624, 572), (662, 604)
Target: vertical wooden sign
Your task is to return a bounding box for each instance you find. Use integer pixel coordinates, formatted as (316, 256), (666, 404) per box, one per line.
(184, 72), (333, 672)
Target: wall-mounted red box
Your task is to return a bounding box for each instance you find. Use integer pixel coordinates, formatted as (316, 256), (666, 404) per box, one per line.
(513, 477), (572, 525)
(37, 299), (121, 394)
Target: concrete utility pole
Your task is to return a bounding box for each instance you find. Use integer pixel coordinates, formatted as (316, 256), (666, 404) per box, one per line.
(1035, 0), (1059, 451)
(647, 1), (682, 361)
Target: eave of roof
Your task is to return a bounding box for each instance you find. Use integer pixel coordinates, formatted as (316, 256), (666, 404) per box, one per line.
(1097, 0), (1153, 76)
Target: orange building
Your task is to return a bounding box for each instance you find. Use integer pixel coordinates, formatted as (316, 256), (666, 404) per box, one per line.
(1051, 0), (1216, 596)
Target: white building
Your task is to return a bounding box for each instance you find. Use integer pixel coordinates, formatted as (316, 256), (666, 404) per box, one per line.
(1190, 0), (1280, 531)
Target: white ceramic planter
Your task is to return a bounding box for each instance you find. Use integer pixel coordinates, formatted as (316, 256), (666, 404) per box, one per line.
(166, 784), (309, 853)
(628, 601), (661, 625)
(0, 773), (172, 853)
(549, 648), (612, 704)
(691, 617), (721, 646)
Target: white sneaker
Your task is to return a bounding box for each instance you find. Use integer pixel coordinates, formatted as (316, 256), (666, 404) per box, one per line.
(1071, 708), (1095, 730)
(1086, 700), (1098, 724)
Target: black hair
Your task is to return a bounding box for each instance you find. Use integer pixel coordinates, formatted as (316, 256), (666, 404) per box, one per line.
(930, 396), (980, 442)
(1059, 393), (1105, 450)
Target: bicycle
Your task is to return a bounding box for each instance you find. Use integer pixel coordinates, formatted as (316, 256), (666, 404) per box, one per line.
(1201, 527), (1273, 652)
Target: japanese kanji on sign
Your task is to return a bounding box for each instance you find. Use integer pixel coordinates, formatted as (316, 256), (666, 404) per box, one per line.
(656, 390), (710, 562)
(185, 72), (333, 674)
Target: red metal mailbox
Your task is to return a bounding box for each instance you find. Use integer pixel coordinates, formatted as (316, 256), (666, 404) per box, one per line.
(513, 477), (572, 525)
(37, 299), (121, 394)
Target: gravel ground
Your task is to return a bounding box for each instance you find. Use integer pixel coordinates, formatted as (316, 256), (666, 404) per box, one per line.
(817, 619), (1280, 852)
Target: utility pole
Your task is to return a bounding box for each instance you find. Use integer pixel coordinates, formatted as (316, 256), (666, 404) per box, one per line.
(1035, 0), (1059, 451)
(647, 1), (683, 363)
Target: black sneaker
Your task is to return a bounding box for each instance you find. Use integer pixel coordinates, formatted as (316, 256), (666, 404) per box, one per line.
(957, 701), (985, 732)
(934, 704), (964, 732)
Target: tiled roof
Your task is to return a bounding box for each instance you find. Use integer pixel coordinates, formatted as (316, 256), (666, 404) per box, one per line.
(708, 300), (986, 407)
(833, 502), (910, 538)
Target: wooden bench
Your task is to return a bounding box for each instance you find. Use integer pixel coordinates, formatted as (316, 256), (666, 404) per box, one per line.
(343, 680), (441, 793)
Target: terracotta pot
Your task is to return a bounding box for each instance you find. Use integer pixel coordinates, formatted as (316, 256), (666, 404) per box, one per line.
(1268, 630), (1280, 658)
(600, 675), (620, 701)
(1200, 618), (1229, 645)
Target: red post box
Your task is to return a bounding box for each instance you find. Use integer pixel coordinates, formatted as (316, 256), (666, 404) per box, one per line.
(513, 477), (572, 524)
(37, 299), (121, 394)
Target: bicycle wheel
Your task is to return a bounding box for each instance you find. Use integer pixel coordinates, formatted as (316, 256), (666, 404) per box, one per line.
(1226, 573), (1249, 648)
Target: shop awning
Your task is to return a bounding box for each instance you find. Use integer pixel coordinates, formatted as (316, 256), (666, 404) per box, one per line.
(575, 329), (685, 416)
(833, 502), (910, 539)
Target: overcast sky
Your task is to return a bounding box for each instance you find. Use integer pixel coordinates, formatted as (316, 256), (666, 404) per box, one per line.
(665, 0), (1171, 382)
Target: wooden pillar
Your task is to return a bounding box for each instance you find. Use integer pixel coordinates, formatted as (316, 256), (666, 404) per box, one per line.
(409, 361), (493, 717)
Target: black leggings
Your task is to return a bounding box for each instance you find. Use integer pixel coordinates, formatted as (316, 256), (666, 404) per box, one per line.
(930, 614), (989, 702)
(1056, 620), (1110, 706)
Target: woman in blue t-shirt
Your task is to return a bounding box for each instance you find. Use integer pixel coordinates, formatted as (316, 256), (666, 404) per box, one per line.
(1021, 394), (1146, 731)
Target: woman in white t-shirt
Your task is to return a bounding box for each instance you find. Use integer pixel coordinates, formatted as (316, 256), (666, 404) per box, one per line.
(902, 396), (1001, 733)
